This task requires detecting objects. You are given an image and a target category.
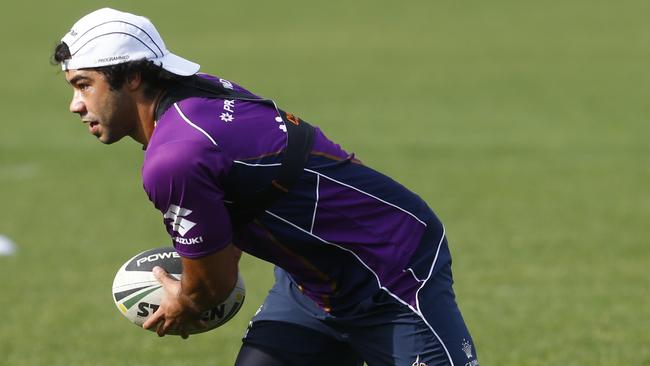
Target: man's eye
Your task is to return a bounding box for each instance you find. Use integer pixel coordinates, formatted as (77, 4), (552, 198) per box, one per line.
(78, 84), (89, 91)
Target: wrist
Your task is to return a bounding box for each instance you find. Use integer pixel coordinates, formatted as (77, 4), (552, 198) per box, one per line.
(180, 276), (235, 311)
(177, 289), (204, 314)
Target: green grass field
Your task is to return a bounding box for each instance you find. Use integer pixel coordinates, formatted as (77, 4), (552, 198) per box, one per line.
(1, 0), (649, 365)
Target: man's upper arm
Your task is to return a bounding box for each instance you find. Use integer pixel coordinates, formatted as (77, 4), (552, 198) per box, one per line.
(142, 141), (233, 258)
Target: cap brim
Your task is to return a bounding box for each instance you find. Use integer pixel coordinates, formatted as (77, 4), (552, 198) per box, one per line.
(157, 53), (200, 76)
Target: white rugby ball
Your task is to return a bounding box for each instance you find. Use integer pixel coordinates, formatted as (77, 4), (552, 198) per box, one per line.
(112, 247), (245, 335)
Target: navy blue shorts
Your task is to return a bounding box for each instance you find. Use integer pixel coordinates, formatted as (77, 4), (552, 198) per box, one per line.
(241, 239), (479, 366)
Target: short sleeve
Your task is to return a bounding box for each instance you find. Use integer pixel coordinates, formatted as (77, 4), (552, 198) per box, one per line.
(142, 140), (233, 258)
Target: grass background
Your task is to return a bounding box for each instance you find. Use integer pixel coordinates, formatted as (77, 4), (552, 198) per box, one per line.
(1, 0), (649, 365)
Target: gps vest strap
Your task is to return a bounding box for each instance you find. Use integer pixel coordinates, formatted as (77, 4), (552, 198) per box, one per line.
(154, 75), (315, 227)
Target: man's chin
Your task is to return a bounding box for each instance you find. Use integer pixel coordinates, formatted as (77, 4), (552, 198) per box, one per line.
(97, 134), (121, 145)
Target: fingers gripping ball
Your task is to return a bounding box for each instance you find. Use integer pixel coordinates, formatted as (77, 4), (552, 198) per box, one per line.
(112, 247), (245, 335)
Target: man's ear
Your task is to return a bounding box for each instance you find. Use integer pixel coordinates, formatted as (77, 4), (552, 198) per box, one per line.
(125, 72), (143, 91)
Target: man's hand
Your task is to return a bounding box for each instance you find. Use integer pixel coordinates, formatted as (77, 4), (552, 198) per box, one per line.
(142, 266), (205, 339)
(142, 244), (241, 339)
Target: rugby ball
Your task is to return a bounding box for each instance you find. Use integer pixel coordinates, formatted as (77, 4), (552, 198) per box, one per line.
(112, 247), (245, 335)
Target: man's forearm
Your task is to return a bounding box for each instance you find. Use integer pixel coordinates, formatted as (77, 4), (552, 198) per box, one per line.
(179, 244), (240, 310)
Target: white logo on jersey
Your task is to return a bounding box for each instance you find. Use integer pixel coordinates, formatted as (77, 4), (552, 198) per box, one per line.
(462, 339), (479, 365)
(174, 236), (204, 245)
(275, 116), (287, 133)
(219, 78), (234, 90)
(220, 112), (234, 122)
(462, 339), (473, 359)
(411, 355), (427, 366)
(220, 100), (236, 122)
(223, 99), (235, 112)
(163, 204), (197, 236)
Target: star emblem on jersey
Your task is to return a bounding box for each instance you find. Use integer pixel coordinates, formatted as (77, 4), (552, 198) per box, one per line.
(220, 112), (234, 123)
(163, 204), (197, 236)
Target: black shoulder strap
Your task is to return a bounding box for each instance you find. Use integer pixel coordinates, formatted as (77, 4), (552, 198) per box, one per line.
(155, 76), (315, 227)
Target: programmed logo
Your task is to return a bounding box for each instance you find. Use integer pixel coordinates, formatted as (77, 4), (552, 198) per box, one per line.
(163, 204), (196, 236)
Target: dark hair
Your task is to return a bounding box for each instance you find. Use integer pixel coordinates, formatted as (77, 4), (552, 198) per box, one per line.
(52, 42), (186, 99)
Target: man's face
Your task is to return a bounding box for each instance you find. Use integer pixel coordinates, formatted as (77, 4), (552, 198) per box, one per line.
(65, 69), (136, 144)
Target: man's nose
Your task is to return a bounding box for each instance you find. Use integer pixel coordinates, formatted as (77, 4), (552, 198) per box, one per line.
(69, 91), (86, 115)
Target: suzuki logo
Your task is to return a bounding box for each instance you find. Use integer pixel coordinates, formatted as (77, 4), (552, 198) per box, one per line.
(163, 204), (197, 236)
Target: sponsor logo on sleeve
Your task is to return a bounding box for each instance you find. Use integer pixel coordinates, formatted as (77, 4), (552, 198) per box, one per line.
(163, 204), (203, 245)
(163, 204), (196, 235)
(174, 236), (204, 245)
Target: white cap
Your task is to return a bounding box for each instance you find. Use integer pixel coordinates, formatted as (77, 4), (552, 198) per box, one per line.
(60, 8), (199, 76)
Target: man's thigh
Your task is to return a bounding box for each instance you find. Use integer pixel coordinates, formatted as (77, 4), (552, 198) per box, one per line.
(239, 245), (479, 366)
(238, 267), (363, 366)
(415, 240), (479, 365)
(346, 242), (478, 366)
(344, 295), (475, 366)
(239, 320), (363, 366)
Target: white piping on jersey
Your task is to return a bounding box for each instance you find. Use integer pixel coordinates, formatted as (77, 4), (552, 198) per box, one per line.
(304, 168), (427, 227)
(263, 209), (454, 365)
(173, 103), (218, 146)
(233, 161), (282, 167)
(265, 209), (409, 305)
(414, 225), (446, 311)
(412, 227), (453, 364)
(228, 165), (426, 228)
(403, 268), (425, 283)
(310, 174), (320, 233)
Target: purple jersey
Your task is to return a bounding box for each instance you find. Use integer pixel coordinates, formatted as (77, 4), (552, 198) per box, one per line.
(142, 74), (444, 313)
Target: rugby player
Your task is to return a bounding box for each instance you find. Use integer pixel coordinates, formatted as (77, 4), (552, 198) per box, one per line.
(53, 8), (479, 366)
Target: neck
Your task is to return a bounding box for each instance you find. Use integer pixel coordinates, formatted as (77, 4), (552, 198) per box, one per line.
(131, 90), (165, 148)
